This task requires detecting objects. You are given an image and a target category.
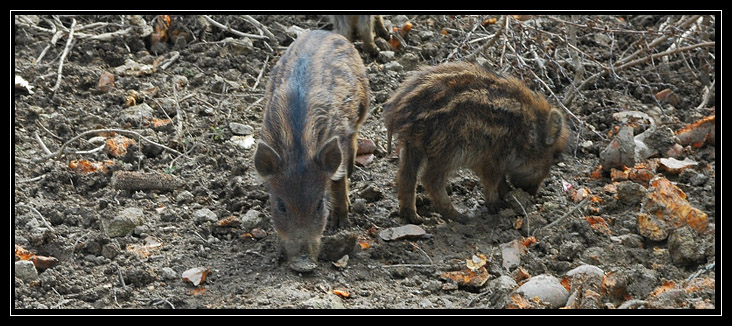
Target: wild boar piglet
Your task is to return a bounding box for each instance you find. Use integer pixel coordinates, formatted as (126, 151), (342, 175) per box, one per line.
(384, 61), (570, 224)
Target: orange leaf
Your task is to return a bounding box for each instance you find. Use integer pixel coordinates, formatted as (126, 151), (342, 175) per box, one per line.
(333, 289), (350, 298)
(14, 244), (35, 261)
(521, 236), (537, 247)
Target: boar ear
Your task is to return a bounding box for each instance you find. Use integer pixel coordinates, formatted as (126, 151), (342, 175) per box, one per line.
(254, 141), (282, 178)
(316, 137), (342, 177)
(545, 109), (564, 146)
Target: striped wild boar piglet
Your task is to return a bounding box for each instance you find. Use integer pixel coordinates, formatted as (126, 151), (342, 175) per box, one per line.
(254, 30), (369, 273)
(384, 62), (570, 224)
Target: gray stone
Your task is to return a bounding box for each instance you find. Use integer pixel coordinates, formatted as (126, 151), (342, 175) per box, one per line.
(119, 103), (154, 126)
(193, 208), (217, 224)
(516, 274), (570, 309)
(15, 260), (38, 282)
(240, 209), (262, 229)
(105, 207), (145, 237)
(229, 122), (254, 136)
(617, 181), (646, 206)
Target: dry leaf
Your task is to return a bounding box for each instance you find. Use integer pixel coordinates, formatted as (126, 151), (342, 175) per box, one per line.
(466, 253), (487, 271)
(585, 216), (611, 235)
(105, 135), (137, 158)
(659, 157), (698, 174)
(69, 159), (115, 174)
(333, 289), (350, 298)
(440, 266), (490, 288)
(332, 255), (349, 269)
(182, 267), (211, 286)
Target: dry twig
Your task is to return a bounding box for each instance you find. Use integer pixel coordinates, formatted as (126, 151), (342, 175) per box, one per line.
(51, 18), (76, 94)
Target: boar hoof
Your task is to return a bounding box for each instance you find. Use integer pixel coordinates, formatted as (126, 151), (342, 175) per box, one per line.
(289, 255), (318, 273)
(400, 208), (426, 224)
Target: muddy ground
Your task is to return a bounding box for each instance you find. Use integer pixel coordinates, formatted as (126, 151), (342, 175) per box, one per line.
(13, 14), (717, 313)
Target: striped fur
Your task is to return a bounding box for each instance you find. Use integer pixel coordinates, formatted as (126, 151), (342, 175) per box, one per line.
(254, 30), (369, 271)
(383, 61), (570, 224)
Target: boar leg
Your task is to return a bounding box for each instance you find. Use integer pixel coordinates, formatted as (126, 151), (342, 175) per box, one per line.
(422, 160), (468, 223)
(475, 165), (510, 212)
(346, 133), (358, 178)
(328, 176), (350, 230)
(397, 145), (426, 224)
(356, 15), (379, 56)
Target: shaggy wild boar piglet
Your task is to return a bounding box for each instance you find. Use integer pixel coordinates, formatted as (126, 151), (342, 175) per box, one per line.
(383, 62), (570, 224)
(254, 30), (369, 272)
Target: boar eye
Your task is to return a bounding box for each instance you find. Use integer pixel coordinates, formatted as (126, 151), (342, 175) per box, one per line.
(275, 198), (286, 213)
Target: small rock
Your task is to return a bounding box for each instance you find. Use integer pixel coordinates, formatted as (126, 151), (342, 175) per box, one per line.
(351, 198), (367, 214)
(483, 275), (518, 308)
(193, 208), (217, 224)
(160, 267), (178, 280)
(229, 122), (254, 136)
(96, 71), (115, 93)
(668, 226), (705, 266)
(398, 53), (419, 71)
(616, 181), (646, 206)
(384, 61), (403, 72)
(358, 184), (383, 203)
(176, 190), (194, 204)
(600, 126), (635, 171)
(240, 209), (262, 229)
(105, 207), (145, 238)
(320, 230), (358, 261)
(355, 153), (374, 167)
(515, 274), (570, 309)
(101, 241), (121, 259)
(230, 135), (256, 150)
(378, 224), (426, 241)
(15, 260), (38, 283)
(499, 239), (526, 271)
(228, 37), (254, 55)
(119, 103), (154, 126)
(377, 50), (395, 63)
(356, 138), (376, 155)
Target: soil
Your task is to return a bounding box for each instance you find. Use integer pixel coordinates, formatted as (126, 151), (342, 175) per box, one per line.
(13, 14), (717, 312)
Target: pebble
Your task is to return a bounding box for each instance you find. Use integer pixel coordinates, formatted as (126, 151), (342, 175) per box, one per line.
(193, 208), (217, 224)
(119, 103), (154, 126)
(668, 226), (705, 266)
(384, 61), (403, 72)
(358, 184), (383, 203)
(377, 50), (395, 63)
(240, 209), (262, 229)
(515, 274), (569, 309)
(104, 207), (145, 238)
(378, 224), (426, 241)
(616, 181), (646, 206)
(176, 190), (194, 204)
(160, 267), (178, 280)
(229, 135), (256, 150)
(499, 239), (526, 271)
(229, 122), (254, 136)
(15, 260), (38, 283)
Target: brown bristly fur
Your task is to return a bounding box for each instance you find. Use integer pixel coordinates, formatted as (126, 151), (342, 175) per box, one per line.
(383, 61), (570, 224)
(253, 30), (369, 272)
